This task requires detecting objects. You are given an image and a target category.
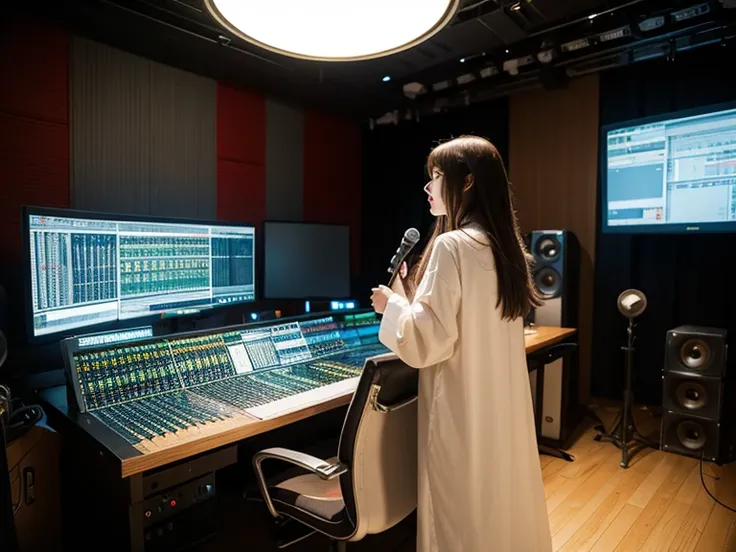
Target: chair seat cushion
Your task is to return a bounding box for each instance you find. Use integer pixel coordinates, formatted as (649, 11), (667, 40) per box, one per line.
(269, 469), (355, 539)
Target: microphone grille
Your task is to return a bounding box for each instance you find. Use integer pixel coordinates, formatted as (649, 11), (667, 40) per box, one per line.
(405, 227), (420, 243)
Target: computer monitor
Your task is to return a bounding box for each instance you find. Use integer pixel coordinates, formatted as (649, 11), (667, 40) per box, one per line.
(263, 221), (350, 299)
(601, 101), (736, 234)
(22, 206), (256, 341)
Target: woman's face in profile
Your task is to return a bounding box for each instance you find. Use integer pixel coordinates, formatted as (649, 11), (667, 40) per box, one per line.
(424, 168), (447, 217)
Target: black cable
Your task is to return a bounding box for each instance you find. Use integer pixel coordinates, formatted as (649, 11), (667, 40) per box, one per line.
(700, 450), (736, 514)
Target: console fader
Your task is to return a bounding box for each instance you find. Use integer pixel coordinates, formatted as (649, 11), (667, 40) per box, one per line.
(62, 311), (388, 455)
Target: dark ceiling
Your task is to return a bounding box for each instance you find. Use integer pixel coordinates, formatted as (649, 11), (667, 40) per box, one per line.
(11, 0), (736, 119)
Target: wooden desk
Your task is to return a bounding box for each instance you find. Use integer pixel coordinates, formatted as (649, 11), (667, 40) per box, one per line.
(40, 325), (577, 479)
(524, 325), (576, 355)
(38, 325), (577, 552)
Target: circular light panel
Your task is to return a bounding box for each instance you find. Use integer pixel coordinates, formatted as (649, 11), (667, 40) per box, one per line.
(205, 0), (461, 61)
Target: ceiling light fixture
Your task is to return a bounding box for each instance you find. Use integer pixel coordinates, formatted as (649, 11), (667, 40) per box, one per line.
(204, 0), (461, 62)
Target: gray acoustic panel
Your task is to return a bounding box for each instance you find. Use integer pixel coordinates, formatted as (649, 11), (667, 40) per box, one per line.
(70, 37), (216, 219)
(266, 100), (303, 221)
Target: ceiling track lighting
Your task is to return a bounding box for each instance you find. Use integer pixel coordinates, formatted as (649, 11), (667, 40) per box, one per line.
(203, 0), (461, 61)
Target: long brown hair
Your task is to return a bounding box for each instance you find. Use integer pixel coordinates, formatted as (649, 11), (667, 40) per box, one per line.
(406, 135), (541, 320)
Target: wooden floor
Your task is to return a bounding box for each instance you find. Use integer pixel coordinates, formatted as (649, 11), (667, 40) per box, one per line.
(538, 408), (736, 552)
(207, 405), (736, 552)
(395, 404), (736, 552)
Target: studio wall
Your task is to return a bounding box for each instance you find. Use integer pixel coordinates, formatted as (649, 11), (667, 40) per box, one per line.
(360, 99), (510, 306)
(71, 37), (218, 219)
(509, 75), (600, 405)
(0, 20), (70, 262)
(592, 43), (736, 404)
(0, 18), (362, 374)
(0, 19), (362, 270)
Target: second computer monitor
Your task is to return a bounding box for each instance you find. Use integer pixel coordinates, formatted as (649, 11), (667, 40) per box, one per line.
(263, 221), (350, 300)
(24, 206), (256, 340)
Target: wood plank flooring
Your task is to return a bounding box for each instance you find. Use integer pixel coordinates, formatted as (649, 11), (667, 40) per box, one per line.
(543, 423), (736, 551)
(398, 404), (736, 552)
(208, 405), (736, 552)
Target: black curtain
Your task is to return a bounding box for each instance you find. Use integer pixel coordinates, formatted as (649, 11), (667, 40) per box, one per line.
(592, 43), (736, 404)
(359, 99), (510, 303)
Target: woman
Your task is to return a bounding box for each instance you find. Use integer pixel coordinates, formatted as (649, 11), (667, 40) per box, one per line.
(370, 135), (552, 552)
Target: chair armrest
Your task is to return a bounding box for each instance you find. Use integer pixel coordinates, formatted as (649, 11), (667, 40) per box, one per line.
(252, 447), (348, 518)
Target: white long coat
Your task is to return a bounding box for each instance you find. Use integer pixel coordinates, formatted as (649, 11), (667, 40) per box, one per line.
(379, 226), (552, 552)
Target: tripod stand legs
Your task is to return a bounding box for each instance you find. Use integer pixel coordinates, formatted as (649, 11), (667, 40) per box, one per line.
(594, 407), (658, 468)
(595, 320), (659, 468)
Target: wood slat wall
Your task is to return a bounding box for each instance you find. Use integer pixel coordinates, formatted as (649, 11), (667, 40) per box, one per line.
(509, 75), (600, 404)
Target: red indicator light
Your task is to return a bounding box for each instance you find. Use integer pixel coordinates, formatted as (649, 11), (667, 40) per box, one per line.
(170, 499), (177, 507)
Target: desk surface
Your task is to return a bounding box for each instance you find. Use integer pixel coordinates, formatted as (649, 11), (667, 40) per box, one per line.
(40, 325), (576, 478)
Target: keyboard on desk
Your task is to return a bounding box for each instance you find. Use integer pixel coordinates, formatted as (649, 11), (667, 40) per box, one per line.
(62, 311), (389, 455)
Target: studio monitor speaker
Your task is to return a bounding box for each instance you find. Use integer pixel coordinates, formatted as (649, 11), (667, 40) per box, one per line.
(661, 326), (735, 463)
(527, 230), (581, 446)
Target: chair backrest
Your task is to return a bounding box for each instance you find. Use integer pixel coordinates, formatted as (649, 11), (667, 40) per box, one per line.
(337, 353), (418, 541)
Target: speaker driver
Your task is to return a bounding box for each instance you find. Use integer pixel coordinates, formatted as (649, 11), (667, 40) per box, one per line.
(535, 236), (561, 261)
(676, 420), (707, 451)
(534, 267), (561, 298)
(679, 338), (711, 371)
(675, 381), (708, 411)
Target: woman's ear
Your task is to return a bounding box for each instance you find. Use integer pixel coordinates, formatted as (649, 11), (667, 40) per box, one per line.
(463, 174), (474, 192)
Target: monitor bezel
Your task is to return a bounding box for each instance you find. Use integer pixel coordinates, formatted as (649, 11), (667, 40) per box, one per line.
(262, 220), (352, 301)
(600, 99), (736, 235)
(21, 205), (257, 344)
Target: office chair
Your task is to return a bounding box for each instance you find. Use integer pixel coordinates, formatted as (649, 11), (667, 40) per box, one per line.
(253, 353), (418, 551)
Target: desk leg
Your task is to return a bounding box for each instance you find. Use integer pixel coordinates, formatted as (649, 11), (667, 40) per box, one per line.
(534, 363), (574, 463)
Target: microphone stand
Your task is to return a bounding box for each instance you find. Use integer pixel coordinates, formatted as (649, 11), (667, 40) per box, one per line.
(594, 318), (659, 468)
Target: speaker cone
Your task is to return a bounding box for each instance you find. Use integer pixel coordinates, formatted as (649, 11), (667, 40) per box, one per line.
(679, 338), (710, 371)
(534, 267), (561, 297)
(676, 420), (707, 450)
(675, 381), (708, 411)
(535, 236), (561, 261)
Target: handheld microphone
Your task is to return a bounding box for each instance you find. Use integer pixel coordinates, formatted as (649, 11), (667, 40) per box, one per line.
(387, 228), (420, 287)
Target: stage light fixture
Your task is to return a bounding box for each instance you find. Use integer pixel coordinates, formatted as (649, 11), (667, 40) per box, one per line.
(204, 0), (460, 61)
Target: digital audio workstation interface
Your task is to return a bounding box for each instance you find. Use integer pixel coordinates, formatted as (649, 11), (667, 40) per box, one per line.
(605, 107), (736, 228)
(62, 311), (387, 452)
(27, 212), (255, 337)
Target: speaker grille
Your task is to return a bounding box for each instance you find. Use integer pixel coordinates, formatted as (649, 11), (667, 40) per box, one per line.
(665, 326), (727, 378)
(534, 267), (561, 298)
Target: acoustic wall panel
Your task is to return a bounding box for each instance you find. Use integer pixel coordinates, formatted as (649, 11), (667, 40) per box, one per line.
(266, 100), (303, 221)
(303, 111), (361, 275)
(0, 20), (69, 261)
(216, 83), (266, 226)
(70, 37), (217, 219)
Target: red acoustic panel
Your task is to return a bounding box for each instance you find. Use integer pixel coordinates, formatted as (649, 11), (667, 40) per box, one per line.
(303, 111), (362, 275)
(0, 19), (69, 261)
(217, 83), (266, 165)
(0, 19), (69, 124)
(217, 160), (266, 227)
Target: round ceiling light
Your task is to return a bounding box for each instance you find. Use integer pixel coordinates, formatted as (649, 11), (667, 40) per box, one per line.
(204, 0), (461, 62)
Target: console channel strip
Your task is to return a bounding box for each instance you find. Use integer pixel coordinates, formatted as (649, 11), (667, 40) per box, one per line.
(90, 391), (247, 453)
(301, 317), (346, 357)
(73, 341), (181, 410)
(63, 310), (390, 454)
(169, 334), (236, 386)
(270, 321), (312, 365)
(241, 329), (280, 369)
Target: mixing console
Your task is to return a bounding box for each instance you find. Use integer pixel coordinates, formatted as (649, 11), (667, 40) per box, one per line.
(62, 310), (390, 454)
